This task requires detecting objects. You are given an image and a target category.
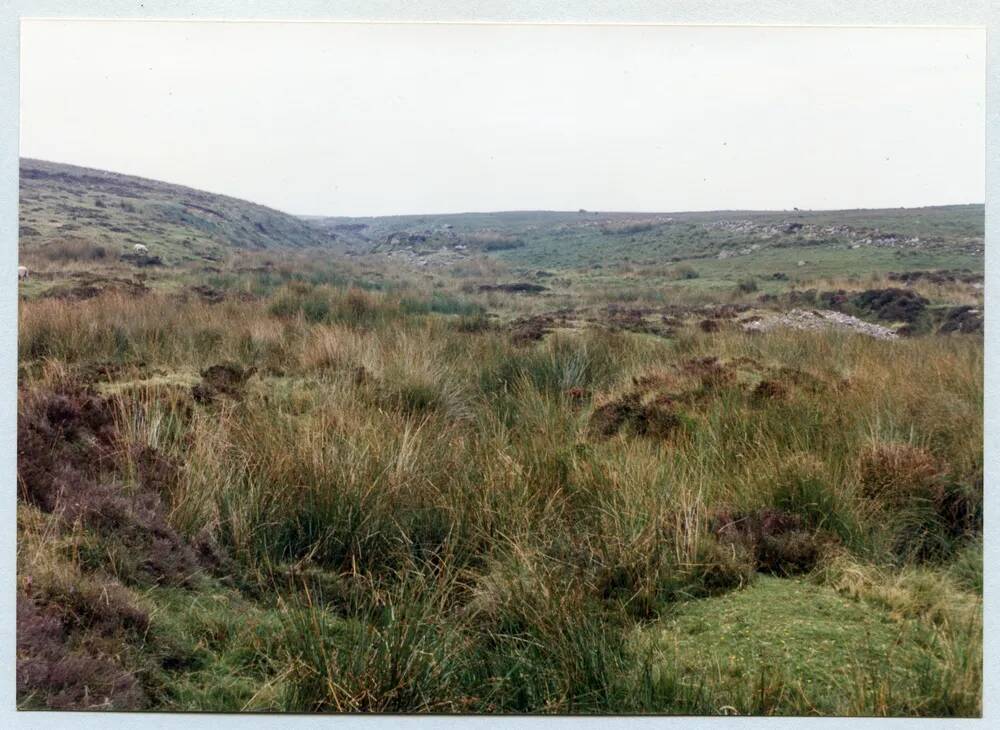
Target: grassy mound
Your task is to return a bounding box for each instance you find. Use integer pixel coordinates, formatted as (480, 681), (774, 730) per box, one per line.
(644, 575), (977, 715)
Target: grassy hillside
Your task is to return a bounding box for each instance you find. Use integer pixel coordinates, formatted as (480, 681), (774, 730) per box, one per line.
(19, 158), (339, 265)
(310, 206), (983, 309)
(19, 158), (982, 301)
(506, 206), (982, 270)
(314, 205), (983, 271)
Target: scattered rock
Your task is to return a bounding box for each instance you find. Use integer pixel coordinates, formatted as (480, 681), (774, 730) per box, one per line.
(742, 309), (898, 340)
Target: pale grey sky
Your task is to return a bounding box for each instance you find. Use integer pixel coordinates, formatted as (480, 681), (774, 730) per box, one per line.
(19, 21), (985, 216)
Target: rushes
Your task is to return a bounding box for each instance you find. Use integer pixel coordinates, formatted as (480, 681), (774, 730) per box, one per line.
(16, 285), (983, 714)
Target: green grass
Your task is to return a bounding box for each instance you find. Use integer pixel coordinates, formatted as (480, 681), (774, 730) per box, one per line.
(644, 576), (946, 715)
(140, 586), (288, 711)
(691, 244), (982, 284)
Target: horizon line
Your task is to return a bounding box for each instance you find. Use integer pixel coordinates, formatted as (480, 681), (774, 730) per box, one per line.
(20, 156), (985, 220)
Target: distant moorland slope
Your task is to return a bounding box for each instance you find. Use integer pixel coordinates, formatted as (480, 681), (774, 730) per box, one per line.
(312, 204), (984, 274)
(19, 158), (983, 288)
(19, 158), (339, 264)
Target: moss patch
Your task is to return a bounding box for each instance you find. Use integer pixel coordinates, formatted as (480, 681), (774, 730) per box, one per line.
(644, 576), (941, 715)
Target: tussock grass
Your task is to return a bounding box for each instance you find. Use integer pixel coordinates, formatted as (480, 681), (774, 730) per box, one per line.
(16, 281), (982, 714)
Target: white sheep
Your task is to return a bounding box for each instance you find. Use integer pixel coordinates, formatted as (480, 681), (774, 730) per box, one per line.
(17, 265), (28, 281)
(133, 244), (149, 254)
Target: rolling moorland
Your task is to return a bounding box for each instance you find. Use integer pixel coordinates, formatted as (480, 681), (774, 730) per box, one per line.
(16, 158), (984, 715)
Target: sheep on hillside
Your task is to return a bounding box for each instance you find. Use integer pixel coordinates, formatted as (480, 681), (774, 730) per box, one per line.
(17, 265), (28, 281)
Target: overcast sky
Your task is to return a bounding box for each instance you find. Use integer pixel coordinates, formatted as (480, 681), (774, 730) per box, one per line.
(20, 21), (985, 216)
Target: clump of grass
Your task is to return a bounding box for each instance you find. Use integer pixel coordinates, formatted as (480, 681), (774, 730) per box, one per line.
(454, 312), (493, 333)
(276, 571), (471, 712)
(269, 284), (332, 323)
(400, 292), (483, 317)
(767, 453), (861, 547)
(858, 442), (943, 506)
(479, 330), (628, 409)
(948, 538), (982, 595)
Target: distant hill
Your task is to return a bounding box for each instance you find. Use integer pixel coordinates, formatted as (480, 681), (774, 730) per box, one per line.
(312, 204), (985, 272)
(19, 158), (339, 264)
(20, 157), (983, 276)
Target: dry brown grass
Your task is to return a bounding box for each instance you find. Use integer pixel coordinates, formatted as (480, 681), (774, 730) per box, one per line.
(15, 279), (983, 714)
(857, 443), (943, 505)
